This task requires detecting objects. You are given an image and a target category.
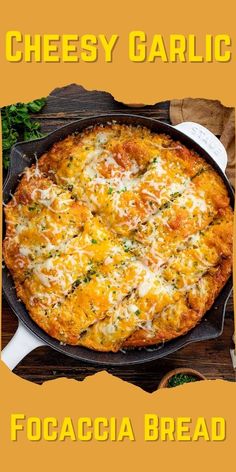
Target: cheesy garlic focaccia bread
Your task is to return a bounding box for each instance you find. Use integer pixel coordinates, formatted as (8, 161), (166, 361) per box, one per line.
(3, 124), (233, 351)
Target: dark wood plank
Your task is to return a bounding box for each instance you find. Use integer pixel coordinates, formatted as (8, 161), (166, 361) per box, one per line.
(2, 84), (235, 388)
(32, 85), (171, 135)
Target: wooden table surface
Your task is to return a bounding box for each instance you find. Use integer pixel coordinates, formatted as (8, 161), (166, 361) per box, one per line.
(2, 84), (235, 389)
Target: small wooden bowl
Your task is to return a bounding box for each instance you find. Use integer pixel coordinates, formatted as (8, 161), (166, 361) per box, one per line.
(158, 368), (206, 389)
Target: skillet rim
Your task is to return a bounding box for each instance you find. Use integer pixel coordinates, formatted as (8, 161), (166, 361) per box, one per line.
(2, 113), (234, 366)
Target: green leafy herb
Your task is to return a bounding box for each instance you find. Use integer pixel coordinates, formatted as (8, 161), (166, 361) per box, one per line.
(83, 276), (91, 283)
(192, 167), (206, 179)
(1, 97), (46, 169)
(162, 201), (171, 209)
(28, 204), (37, 212)
(167, 373), (198, 388)
(72, 279), (81, 289)
(171, 192), (181, 199)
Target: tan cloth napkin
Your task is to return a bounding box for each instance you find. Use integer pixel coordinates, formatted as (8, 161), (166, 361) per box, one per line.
(170, 99), (235, 186)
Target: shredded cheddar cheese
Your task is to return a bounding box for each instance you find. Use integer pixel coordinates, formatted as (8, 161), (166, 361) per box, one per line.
(3, 123), (233, 351)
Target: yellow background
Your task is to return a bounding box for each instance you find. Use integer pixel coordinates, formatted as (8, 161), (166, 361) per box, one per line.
(1, 1), (236, 470)
(0, 0), (236, 107)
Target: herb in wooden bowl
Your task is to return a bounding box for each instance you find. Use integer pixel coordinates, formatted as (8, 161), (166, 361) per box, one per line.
(167, 373), (198, 388)
(158, 368), (206, 389)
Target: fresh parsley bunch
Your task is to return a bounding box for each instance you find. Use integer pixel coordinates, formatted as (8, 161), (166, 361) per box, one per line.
(1, 97), (46, 169)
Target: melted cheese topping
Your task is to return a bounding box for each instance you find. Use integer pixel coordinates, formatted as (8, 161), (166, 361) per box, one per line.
(3, 123), (233, 351)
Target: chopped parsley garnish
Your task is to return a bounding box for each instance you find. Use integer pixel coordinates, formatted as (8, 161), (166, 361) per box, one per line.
(171, 192), (181, 199)
(123, 239), (133, 252)
(28, 203), (38, 211)
(118, 187), (127, 193)
(72, 279), (81, 289)
(162, 201), (171, 209)
(83, 276), (91, 283)
(192, 168), (206, 179)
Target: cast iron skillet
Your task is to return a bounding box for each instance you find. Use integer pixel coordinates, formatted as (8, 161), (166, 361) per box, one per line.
(2, 114), (234, 365)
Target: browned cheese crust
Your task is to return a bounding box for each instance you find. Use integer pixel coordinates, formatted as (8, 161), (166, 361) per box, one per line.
(3, 124), (233, 351)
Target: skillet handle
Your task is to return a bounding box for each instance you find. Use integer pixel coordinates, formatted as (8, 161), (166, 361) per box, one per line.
(1, 321), (45, 370)
(174, 121), (227, 174)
